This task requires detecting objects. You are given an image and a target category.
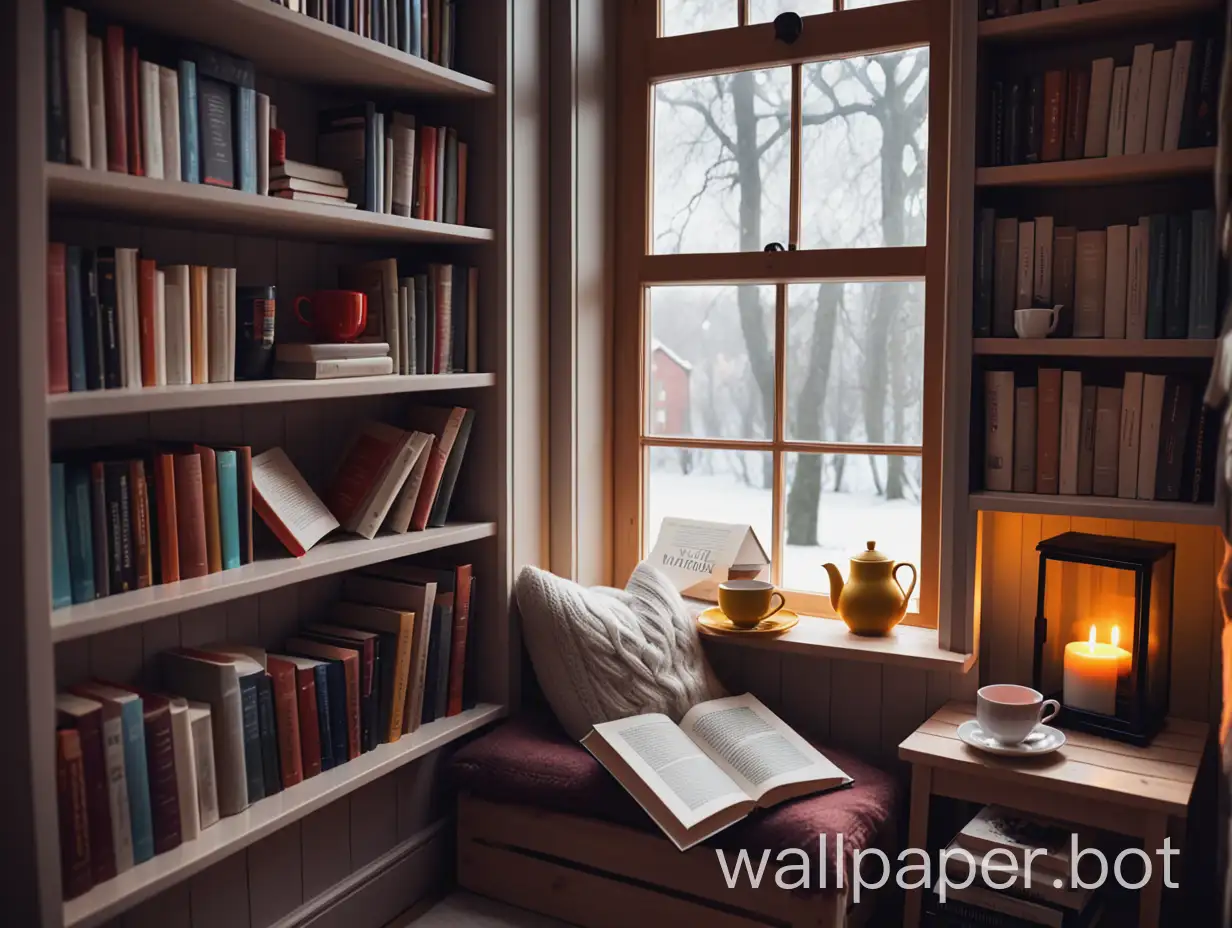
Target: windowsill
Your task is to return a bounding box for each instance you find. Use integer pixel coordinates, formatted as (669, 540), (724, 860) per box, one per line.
(697, 612), (976, 673)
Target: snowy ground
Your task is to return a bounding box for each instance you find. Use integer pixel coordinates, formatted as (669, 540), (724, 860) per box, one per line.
(647, 468), (922, 604)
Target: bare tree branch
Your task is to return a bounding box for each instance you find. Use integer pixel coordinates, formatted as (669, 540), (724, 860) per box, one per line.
(657, 93), (738, 155)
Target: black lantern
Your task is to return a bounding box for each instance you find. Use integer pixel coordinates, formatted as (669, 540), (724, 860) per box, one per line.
(1032, 532), (1174, 745)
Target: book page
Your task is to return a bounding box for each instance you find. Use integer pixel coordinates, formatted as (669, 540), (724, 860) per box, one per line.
(252, 448), (340, 550)
(681, 693), (852, 803)
(586, 713), (748, 830)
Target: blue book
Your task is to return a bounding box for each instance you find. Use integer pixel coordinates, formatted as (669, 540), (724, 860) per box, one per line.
(314, 662), (335, 771)
(216, 451), (240, 570)
(1189, 208), (1218, 338)
(398, 0), (410, 52)
(237, 86), (257, 194)
(178, 60), (200, 183)
(65, 246), (87, 392)
(411, 0), (422, 57)
(79, 685), (154, 864)
(237, 669), (266, 802)
(50, 463), (72, 608)
(1146, 214), (1169, 339)
(64, 465), (95, 603)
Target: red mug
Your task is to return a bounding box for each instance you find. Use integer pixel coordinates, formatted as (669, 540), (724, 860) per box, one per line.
(294, 290), (367, 342)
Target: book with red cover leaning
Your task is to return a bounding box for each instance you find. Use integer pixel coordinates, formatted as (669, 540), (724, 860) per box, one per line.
(404, 406), (469, 531)
(251, 447), (339, 557)
(264, 656), (305, 789)
(324, 421), (405, 530)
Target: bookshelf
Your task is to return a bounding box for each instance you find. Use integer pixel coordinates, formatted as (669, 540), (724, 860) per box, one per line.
(969, 491), (1217, 526)
(2, 0), (532, 924)
(975, 146), (1216, 187)
(973, 338), (1217, 358)
(977, 0), (1222, 44)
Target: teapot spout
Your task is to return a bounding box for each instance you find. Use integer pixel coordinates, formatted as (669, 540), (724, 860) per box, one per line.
(822, 563), (844, 611)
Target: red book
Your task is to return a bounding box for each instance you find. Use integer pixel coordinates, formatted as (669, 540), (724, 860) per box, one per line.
(284, 639), (361, 761)
(56, 729), (93, 899)
(138, 258), (157, 386)
(265, 657), (305, 788)
(193, 444), (222, 573)
(432, 264), (452, 373)
(104, 26), (127, 172)
(47, 242), (69, 394)
(445, 564), (473, 717)
(111, 687), (182, 854)
(420, 126), (437, 221)
(130, 459), (153, 588)
(1041, 70), (1067, 162)
(323, 422), (404, 527)
(1063, 68), (1089, 161)
(56, 694), (116, 883)
(153, 453), (180, 583)
(126, 47), (143, 176)
(270, 655), (322, 779)
(406, 407), (467, 531)
(173, 452), (209, 579)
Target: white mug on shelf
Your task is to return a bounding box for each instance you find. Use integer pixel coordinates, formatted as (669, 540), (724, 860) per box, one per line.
(976, 683), (1060, 745)
(1014, 305), (1061, 339)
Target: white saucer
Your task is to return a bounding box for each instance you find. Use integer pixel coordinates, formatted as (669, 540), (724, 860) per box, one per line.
(957, 719), (1066, 757)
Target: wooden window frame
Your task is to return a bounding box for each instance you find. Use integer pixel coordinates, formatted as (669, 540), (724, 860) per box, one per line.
(614, 0), (956, 632)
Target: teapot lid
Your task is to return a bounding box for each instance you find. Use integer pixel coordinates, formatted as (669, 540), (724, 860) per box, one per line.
(852, 540), (891, 563)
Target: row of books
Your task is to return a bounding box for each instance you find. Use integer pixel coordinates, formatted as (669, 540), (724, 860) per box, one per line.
(974, 209), (1219, 340)
(979, 0), (1095, 16)
(270, 0), (460, 70)
(49, 406), (475, 607)
(923, 804), (1105, 927)
(983, 369), (1214, 503)
(318, 104), (468, 222)
(985, 38), (1218, 167)
(56, 559), (477, 898)
(47, 11), (269, 193)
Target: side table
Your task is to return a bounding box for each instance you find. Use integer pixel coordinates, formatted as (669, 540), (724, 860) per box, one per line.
(898, 702), (1208, 928)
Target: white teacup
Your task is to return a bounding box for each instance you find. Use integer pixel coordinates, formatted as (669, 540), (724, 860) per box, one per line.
(1014, 306), (1061, 339)
(976, 684), (1060, 745)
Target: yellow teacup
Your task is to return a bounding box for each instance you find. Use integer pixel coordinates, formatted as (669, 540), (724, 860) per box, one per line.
(718, 580), (786, 629)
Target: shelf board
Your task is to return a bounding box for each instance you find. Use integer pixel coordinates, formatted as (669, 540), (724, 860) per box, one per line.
(46, 164), (494, 245)
(973, 338), (1218, 358)
(48, 373), (496, 420)
(975, 148), (1216, 187)
(51, 522), (497, 642)
(63, 703), (505, 928)
(970, 492), (1216, 526)
(979, 0), (1221, 44)
(77, 0), (493, 97)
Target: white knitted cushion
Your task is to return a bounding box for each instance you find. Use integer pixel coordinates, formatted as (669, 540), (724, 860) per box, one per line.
(515, 562), (726, 740)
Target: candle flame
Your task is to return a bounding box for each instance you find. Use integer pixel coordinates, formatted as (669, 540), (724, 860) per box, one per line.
(1088, 624), (1096, 652)
(1111, 626), (1120, 649)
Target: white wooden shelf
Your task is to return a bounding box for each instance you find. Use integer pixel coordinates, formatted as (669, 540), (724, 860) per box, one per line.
(75, 0), (494, 98)
(46, 164), (494, 245)
(976, 148), (1216, 187)
(973, 338), (1218, 358)
(978, 0), (1221, 44)
(47, 373), (496, 420)
(62, 702), (506, 928)
(50, 522), (497, 642)
(970, 491), (1216, 526)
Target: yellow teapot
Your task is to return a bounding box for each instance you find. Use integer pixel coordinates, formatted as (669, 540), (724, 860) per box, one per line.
(822, 541), (917, 637)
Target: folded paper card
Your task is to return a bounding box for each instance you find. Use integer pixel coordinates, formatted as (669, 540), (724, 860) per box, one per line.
(647, 518), (769, 603)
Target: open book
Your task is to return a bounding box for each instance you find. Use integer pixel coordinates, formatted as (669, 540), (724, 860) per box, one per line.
(582, 693), (851, 851)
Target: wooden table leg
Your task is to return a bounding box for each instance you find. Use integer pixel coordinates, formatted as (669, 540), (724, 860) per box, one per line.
(1138, 813), (1169, 928)
(903, 764), (932, 928)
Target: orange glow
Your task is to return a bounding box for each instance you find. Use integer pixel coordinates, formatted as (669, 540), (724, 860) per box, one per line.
(1088, 624), (1097, 652)
(1111, 626), (1120, 649)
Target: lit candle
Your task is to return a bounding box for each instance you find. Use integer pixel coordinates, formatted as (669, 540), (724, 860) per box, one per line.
(1063, 625), (1120, 715)
(1110, 626), (1132, 678)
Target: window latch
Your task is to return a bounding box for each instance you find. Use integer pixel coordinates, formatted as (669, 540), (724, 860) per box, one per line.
(773, 12), (803, 45)
(763, 242), (797, 252)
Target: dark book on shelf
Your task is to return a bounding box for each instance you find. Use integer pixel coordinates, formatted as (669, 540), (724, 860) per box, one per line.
(1189, 208), (1218, 338)
(1004, 79), (1023, 166)
(234, 663), (266, 802)
(80, 249), (105, 391)
(65, 464), (95, 604)
(104, 26), (127, 173)
(197, 75), (235, 188)
(1188, 404), (1219, 503)
(1023, 74), (1044, 163)
(987, 80), (1005, 167)
(1193, 37), (1221, 148)
(462, 574), (480, 710)
(255, 673), (283, 797)
(89, 462), (110, 598)
(56, 729), (92, 900)
(1146, 214), (1169, 339)
(1021, 0), (1040, 11)
(46, 8), (67, 164)
(302, 625), (381, 753)
(131, 691), (183, 855)
(428, 408), (475, 527)
(104, 459), (135, 593)
(974, 208), (995, 337)
(1155, 377), (1194, 501)
(1036, 369), (1061, 495)
(1041, 70), (1066, 162)
(422, 594), (454, 724)
(95, 247), (122, 388)
(1051, 226), (1076, 337)
(1063, 68), (1089, 161)
(65, 245), (87, 393)
(56, 694), (115, 883)
(1164, 214), (1190, 339)
(316, 659), (343, 770)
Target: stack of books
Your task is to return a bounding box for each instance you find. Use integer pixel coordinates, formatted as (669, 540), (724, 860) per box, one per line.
(270, 160), (355, 208)
(983, 368), (1215, 503)
(923, 806), (1105, 927)
(271, 0), (461, 70)
(973, 209), (1219, 340)
(55, 557), (478, 898)
(984, 38), (1219, 166)
(273, 342), (394, 379)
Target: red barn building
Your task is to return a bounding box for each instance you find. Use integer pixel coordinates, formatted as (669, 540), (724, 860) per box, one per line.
(649, 339), (692, 436)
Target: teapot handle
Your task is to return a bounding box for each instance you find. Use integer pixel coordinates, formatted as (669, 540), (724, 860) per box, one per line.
(893, 562), (918, 606)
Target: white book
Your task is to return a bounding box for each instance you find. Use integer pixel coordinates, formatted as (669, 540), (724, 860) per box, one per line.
(1016, 221), (1035, 310)
(250, 447), (340, 555)
(386, 434), (434, 533)
(272, 356), (396, 379)
(1106, 66), (1130, 157)
(1058, 372), (1083, 495)
(158, 67), (181, 183)
(86, 36), (107, 172)
(1118, 372), (1144, 499)
(97, 702), (134, 872)
(207, 268), (230, 383)
(1084, 57), (1116, 158)
(1143, 48), (1173, 155)
(154, 268), (167, 385)
(1124, 44), (1155, 156)
(140, 61), (164, 180)
(187, 702), (219, 830)
(1032, 216), (1053, 306)
(271, 160), (347, 186)
(1125, 222), (1148, 339)
(351, 430), (431, 538)
(165, 696), (200, 842)
(164, 265), (191, 385)
(269, 103), (278, 130)
(1137, 374), (1166, 500)
(984, 370), (1015, 492)
(1163, 41), (1194, 152)
(226, 267), (237, 382)
(273, 190), (358, 208)
(63, 7), (90, 169)
(257, 92), (271, 196)
(116, 247), (141, 388)
(275, 342), (390, 362)
(269, 176), (349, 197)
(1103, 224), (1129, 339)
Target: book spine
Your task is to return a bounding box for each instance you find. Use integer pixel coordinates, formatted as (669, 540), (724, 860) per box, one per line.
(1077, 385), (1097, 496)
(1163, 41), (1193, 151)
(1073, 231), (1106, 337)
(82, 250), (105, 390)
(314, 664), (335, 771)
(70, 710), (116, 882)
(1084, 58), (1114, 158)
(159, 67), (181, 182)
(144, 706), (183, 854)
(1125, 221), (1148, 339)
(1194, 37), (1219, 147)
(428, 409), (474, 527)
(270, 667), (305, 788)
(1146, 214), (1169, 338)
(1106, 65), (1130, 157)
(238, 86), (258, 194)
(173, 453), (210, 579)
(1032, 216), (1053, 307)
(431, 602), (453, 721)
(1103, 224), (1128, 339)
(65, 465), (96, 603)
(57, 731), (93, 899)
(257, 92), (270, 196)
(89, 462), (110, 598)
(296, 669), (322, 778)
(1124, 44), (1155, 156)
(1118, 372), (1144, 498)
(987, 80), (1005, 167)
(48, 243), (69, 394)
(238, 675), (266, 803)
(1189, 208), (1217, 338)
(86, 37), (107, 168)
(126, 48), (143, 176)
(139, 61), (163, 179)
(216, 450), (241, 569)
(1051, 227), (1076, 336)
(1063, 68), (1089, 160)
(97, 711), (132, 870)
(1137, 374), (1166, 500)
(1165, 214), (1190, 338)
(168, 707), (199, 842)
(190, 709), (220, 829)
(1155, 379), (1194, 501)
(1093, 387), (1122, 497)
(138, 258), (158, 386)
(1035, 369), (1061, 494)
(446, 567), (473, 717)
(51, 463), (72, 609)
(1143, 48), (1174, 154)
(178, 61), (200, 183)
(66, 245), (87, 392)
(46, 11), (67, 164)
(129, 459), (153, 589)
(197, 77), (235, 188)
(1058, 372), (1082, 495)
(255, 675), (283, 796)
(120, 700), (154, 863)
(96, 248), (122, 388)
(326, 662), (349, 766)
(103, 27), (127, 171)
(62, 9), (89, 167)
(1041, 70), (1066, 162)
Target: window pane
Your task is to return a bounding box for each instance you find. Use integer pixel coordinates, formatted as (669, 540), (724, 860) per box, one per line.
(648, 285), (776, 440)
(748, 0), (834, 23)
(782, 452), (921, 612)
(800, 47), (928, 249)
(653, 68), (792, 254)
(662, 0), (738, 37)
(646, 447), (774, 555)
(784, 281), (924, 445)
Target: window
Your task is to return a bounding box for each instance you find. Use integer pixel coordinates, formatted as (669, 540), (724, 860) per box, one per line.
(615, 0), (950, 627)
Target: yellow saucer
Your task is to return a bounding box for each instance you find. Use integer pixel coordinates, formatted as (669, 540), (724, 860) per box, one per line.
(698, 607), (799, 636)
